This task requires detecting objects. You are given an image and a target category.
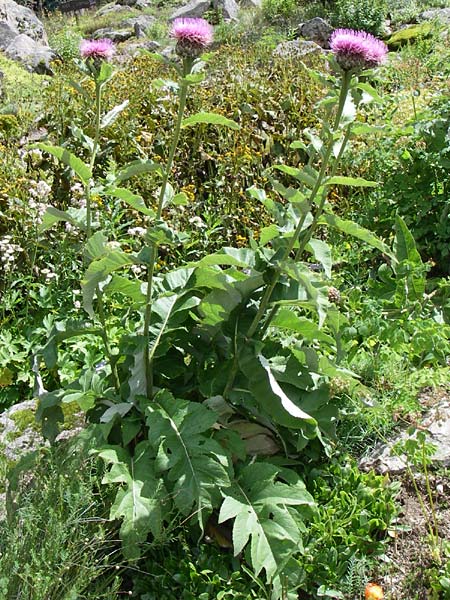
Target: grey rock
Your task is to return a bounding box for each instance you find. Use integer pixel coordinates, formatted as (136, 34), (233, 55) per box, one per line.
(418, 8), (450, 25)
(121, 14), (155, 30)
(92, 27), (134, 42)
(360, 398), (450, 475)
(238, 0), (261, 7)
(273, 39), (324, 59)
(218, 0), (239, 20)
(0, 0), (47, 43)
(0, 399), (45, 462)
(95, 3), (133, 16)
(169, 0), (211, 20)
(134, 0), (152, 8)
(297, 17), (333, 48)
(0, 21), (17, 49)
(5, 33), (56, 74)
(123, 39), (161, 56)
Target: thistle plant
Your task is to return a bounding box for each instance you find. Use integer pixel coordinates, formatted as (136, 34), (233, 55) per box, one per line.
(32, 27), (398, 599)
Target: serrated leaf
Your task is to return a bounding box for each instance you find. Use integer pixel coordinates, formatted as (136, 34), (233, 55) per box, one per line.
(146, 390), (232, 526)
(219, 462), (314, 580)
(101, 99), (129, 129)
(98, 442), (166, 559)
(182, 112), (240, 130)
(33, 143), (92, 185)
(39, 320), (102, 369)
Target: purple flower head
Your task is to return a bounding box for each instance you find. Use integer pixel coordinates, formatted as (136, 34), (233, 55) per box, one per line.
(170, 17), (213, 58)
(80, 38), (115, 61)
(330, 29), (387, 73)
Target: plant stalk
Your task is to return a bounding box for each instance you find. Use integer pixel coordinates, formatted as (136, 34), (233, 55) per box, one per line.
(85, 80), (103, 240)
(143, 75), (190, 399)
(246, 71), (352, 339)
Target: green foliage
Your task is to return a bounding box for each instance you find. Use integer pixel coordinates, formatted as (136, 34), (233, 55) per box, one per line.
(261, 0), (298, 25)
(299, 457), (399, 595)
(48, 28), (83, 61)
(331, 0), (387, 36)
(0, 443), (123, 599)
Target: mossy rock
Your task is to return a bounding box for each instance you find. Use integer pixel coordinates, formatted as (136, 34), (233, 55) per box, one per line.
(387, 22), (433, 49)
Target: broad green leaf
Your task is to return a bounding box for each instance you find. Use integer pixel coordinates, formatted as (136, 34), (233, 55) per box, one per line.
(259, 224), (279, 246)
(115, 159), (162, 183)
(39, 206), (78, 233)
(325, 176), (377, 187)
(101, 99), (129, 129)
(182, 112), (240, 130)
(259, 356), (316, 424)
(85, 231), (108, 260)
(219, 462), (314, 580)
(354, 82), (383, 104)
(306, 238), (332, 278)
(271, 309), (335, 345)
(82, 249), (136, 317)
(107, 186), (155, 216)
(184, 72), (205, 84)
(33, 143), (91, 185)
(99, 442), (166, 559)
(36, 389), (65, 442)
(146, 221), (189, 247)
(97, 61), (114, 85)
(319, 214), (394, 260)
(146, 390), (232, 527)
(105, 274), (146, 305)
(239, 350), (319, 430)
(393, 215), (422, 265)
(274, 164), (316, 189)
(199, 247), (256, 268)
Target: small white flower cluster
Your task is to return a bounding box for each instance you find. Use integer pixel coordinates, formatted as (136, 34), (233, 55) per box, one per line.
(0, 235), (23, 273)
(26, 179), (52, 225)
(70, 182), (86, 208)
(127, 226), (147, 237)
(29, 180), (51, 200)
(40, 267), (58, 282)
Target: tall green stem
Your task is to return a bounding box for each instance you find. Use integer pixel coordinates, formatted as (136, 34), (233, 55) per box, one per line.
(85, 81), (103, 240)
(246, 71), (352, 339)
(143, 75), (190, 399)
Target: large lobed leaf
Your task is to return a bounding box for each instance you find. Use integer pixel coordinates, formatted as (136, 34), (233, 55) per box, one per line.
(219, 462), (314, 581)
(146, 390), (233, 527)
(98, 442), (167, 559)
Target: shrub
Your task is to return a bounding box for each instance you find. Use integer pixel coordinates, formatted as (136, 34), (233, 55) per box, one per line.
(261, 0), (298, 25)
(331, 0), (387, 36)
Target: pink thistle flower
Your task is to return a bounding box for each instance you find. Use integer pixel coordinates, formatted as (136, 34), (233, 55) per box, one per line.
(80, 38), (115, 61)
(330, 29), (388, 72)
(170, 17), (213, 58)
